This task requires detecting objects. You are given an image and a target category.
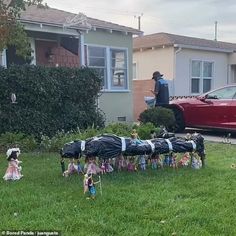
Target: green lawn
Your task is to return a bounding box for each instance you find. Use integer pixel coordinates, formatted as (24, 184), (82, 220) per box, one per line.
(1, 142), (236, 236)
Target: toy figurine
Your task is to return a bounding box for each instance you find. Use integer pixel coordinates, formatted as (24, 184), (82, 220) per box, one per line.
(178, 152), (190, 167)
(77, 159), (84, 174)
(139, 155), (146, 171)
(170, 153), (178, 170)
(3, 148), (23, 181)
(83, 173), (100, 199)
(63, 158), (78, 177)
(191, 153), (202, 169)
(86, 157), (102, 175)
(163, 154), (169, 166)
(100, 160), (106, 174)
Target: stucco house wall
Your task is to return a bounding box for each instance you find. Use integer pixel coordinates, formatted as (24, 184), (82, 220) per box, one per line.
(133, 47), (174, 81)
(175, 49), (229, 96)
(85, 30), (134, 123)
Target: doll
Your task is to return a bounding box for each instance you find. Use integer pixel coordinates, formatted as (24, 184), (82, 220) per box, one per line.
(3, 148), (23, 181)
(130, 129), (142, 145)
(151, 154), (158, 170)
(104, 159), (113, 173)
(83, 173), (100, 199)
(63, 158), (78, 177)
(170, 153), (178, 170)
(139, 155), (146, 171)
(77, 159), (84, 174)
(178, 152), (190, 167)
(87, 157), (102, 175)
(191, 153), (202, 169)
(163, 154), (169, 166)
(100, 160), (106, 174)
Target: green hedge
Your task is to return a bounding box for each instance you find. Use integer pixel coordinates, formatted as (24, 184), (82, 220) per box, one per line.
(0, 65), (105, 137)
(139, 107), (175, 130)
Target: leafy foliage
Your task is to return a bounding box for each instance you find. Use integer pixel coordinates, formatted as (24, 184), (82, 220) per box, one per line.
(0, 65), (105, 138)
(0, 0), (46, 58)
(139, 107), (176, 129)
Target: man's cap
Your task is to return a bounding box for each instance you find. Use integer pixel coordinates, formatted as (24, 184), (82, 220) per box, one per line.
(152, 71), (163, 79)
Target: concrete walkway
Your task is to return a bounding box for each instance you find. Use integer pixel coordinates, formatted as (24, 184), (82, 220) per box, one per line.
(175, 129), (236, 145)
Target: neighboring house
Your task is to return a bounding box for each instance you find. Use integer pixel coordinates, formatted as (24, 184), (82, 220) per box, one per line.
(0, 5), (141, 124)
(133, 32), (236, 120)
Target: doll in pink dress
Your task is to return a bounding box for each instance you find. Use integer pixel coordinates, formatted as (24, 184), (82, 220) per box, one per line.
(3, 148), (23, 181)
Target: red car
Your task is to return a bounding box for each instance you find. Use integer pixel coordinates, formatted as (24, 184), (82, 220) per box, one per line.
(168, 84), (236, 132)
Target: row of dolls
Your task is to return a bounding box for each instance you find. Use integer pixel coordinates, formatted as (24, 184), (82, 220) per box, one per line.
(60, 152), (202, 177)
(3, 148), (23, 181)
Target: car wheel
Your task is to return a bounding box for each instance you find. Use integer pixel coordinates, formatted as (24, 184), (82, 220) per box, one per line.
(173, 109), (185, 132)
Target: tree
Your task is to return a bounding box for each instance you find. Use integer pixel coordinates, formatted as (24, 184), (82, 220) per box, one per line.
(0, 0), (46, 58)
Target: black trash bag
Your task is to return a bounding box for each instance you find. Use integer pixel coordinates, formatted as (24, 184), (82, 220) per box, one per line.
(84, 134), (124, 158)
(60, 140), (82, 159)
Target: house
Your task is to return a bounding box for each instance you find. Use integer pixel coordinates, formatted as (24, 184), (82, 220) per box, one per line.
(0, 5), (142, 124)
(133, 32), (236, 120)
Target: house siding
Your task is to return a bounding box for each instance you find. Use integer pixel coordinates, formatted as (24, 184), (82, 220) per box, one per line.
(175, 49), (229, 95)
(133, 47), (175, 80)
(84, 30), (134, 123)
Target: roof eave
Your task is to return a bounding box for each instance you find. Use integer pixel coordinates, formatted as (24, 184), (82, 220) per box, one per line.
(174, 43), (234, 53)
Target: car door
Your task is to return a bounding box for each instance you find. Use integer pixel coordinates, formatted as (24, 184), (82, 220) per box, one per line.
(227, 86), (236, 129)
(187, 86), (235, 128)
(201, 86), (236, 128)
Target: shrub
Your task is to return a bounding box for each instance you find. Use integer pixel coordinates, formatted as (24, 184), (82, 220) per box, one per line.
(0, 65), (105, 138)
(0, 132), (37, 152)
(139, 107), (175, 130)
(135, 122), (159, 140)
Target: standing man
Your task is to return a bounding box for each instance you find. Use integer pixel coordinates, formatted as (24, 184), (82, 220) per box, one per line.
(150, 71), (169, 106)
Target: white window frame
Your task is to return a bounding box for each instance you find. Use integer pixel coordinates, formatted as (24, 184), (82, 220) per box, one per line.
(85, 44), (129, 92)
(190, 59), (214, 94)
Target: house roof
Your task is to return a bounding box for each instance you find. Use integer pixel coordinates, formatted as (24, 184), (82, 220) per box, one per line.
(133, 32), (236, 52)
(19, 5), (142, 35)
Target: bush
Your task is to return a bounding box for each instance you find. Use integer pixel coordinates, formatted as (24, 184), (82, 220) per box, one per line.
(0, 132), (37, 153)
(0, 65), (105, 138)
(135, 122), (159, 140)
(139, 107), (175, 130)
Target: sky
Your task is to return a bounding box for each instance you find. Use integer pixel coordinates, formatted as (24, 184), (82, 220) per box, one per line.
(45, 0), (236, 43)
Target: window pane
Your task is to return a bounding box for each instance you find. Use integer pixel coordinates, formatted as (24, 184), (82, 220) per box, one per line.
(111, 50), (125, 69)
(191, 78), (200, 93)
(207, 87), (236, 99)
(203, 79), (211, 93)
(88, 47), (105, 57)
(88, 58), (105, 67)
(111, 69), (127, 88)
(110, 49), (127, 89)
(192, 61), (201, 77)
(203, 62), (213, 77)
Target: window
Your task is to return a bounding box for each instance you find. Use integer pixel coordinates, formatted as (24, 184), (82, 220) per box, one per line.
(110, 49), (127, 89)
(206, 86), (236, 100)
(87, 46), (107, 88)
(86, 45), (128, 90)
(191, 60), (214, 94)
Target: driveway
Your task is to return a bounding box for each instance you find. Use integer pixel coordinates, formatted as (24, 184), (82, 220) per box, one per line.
(175, 128), (236, 145)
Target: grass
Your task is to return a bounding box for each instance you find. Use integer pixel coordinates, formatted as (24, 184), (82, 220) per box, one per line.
(0, 142), (236, 236)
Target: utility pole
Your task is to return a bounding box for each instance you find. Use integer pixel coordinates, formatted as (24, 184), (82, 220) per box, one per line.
(214, 21), (218, 41)
(134, 13), (143, 31)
